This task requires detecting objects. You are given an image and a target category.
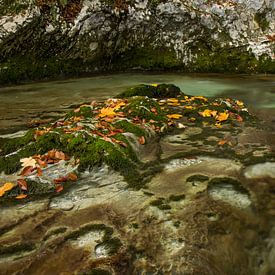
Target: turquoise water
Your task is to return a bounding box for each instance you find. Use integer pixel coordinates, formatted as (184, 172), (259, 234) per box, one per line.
(0, 73), (274, 133)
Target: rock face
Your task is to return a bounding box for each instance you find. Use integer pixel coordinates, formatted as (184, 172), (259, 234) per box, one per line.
(0, 0), (275, 83)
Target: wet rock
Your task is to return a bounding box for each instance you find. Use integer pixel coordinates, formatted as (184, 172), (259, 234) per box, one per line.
(244, 162), (275, 179)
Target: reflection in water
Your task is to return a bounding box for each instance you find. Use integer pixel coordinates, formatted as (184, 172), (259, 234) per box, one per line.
(0, 73), (275, 134)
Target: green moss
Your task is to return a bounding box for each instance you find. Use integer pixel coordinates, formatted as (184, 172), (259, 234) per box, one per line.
(85, 269), (112, 275)
(123, 97), (166, 122)
(150, 198), (164, 206)
(43, 227), (68, 241)
(0, 0), (30, 16)
(112, 46), (183, 70)
(186, 174), (209, 182)
(0, 130), (35, 156)
(0, 242), (35, 256)
(113, 120), (146, 137)
(191, 46), (275, 74)
(254, 12), (269, 31)
(169, 194), (185, 201)
(117, 84), (182, 99)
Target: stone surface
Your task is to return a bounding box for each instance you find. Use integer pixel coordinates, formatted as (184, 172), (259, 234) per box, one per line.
(0, 0), (274, 83)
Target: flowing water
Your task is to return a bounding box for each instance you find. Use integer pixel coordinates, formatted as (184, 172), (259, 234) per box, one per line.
(0, 73), (275, 134)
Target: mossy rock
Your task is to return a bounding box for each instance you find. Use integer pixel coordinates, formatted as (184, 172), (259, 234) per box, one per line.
(117, 84), (182, 99)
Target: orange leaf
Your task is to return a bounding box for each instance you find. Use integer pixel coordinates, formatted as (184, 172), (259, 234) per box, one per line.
(67, 173), (78, 181)
(17, 179), (28, 191)
(55, 185), (64, 193)
(218, 139), (227, 146)
(0, 182), (14, 197)
(16, 194), (28, 199)
(139, 136), (146, 145)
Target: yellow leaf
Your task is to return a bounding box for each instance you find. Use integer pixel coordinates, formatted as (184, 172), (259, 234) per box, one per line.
(236, 100), (244, 107)
(167, 98), (179, 103)
(98, 107), (117, 118)
(184, 106), (194, 109)
(0, 182), (14, 197)
(216, 112), (229, 122)
(151, 83), (159, 87)
(167, 102), (180, 106)
(199, 109), (212, 117)
(113, 101), (126, 111)
(192, 96), (208, 102)
(167, 114), (183, 119)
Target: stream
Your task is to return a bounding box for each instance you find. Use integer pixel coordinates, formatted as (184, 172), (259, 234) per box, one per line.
(0, 73), (275, 274)
(1, 73), (275, 134)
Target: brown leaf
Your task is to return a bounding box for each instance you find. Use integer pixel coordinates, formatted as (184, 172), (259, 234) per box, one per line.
(67, 173), (77, 181)
(20, 166), (34, 176)
(36, 167), (43, 177)
(139, 136), (146, 145)
(55, 151), (66, 160)
(16, 194), (28, 199)
(37, 159), (47, 168)
(17, 179), (28, 191)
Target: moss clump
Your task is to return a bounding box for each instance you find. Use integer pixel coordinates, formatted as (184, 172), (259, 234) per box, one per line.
(0, 242), (35, 256)
(65, 223), (122, 255)
(85, 269), (112, 275)
(191, 46), (275, 74)
(113, 120), (147, 137)
(169, 194), (185, 201)
(112, 47), (183, 71)
(254, 12), (269, 31)
(123, 97), (166, 122)
(186, 174), (209, 182)
(117, 84), (182, 99)
(0, 130), (35, 156)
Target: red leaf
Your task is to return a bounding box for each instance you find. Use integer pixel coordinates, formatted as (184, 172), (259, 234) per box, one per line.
(54, 176), (68, 184)
(17, 179), (28, 191)
(55, 185), (64, 193)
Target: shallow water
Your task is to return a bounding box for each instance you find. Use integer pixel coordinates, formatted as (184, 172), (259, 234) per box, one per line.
(0, 73), (274, 133)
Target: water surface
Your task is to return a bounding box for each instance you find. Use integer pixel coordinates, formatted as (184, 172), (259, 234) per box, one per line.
(0, 73), (274, 134)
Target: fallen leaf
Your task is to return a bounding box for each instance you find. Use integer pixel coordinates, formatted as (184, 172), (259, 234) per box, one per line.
(236, 115), (243, 122)
(167, 114), (183, 119)
(16, 194), (28, 199)
(0, 182), (14, 197)
(67, 173), (78, 181)
(20, 166), (34, 176)
(151, 83), (159, 87)
(199, 109), (216, 117)
(20, 157), (36, 168)
(55, 185), (64, 193)
(17, 179), (28, 191)
(177, 123), (186, 129)
(139, 136), (146, 145)
(167, 98), (179, 103)
(216, 112), (229, 122)
(98, 107), (117, 118)
(54, 176), (68, 184)
(218, 139), (228, 146)
(36, 167), (43, 177)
